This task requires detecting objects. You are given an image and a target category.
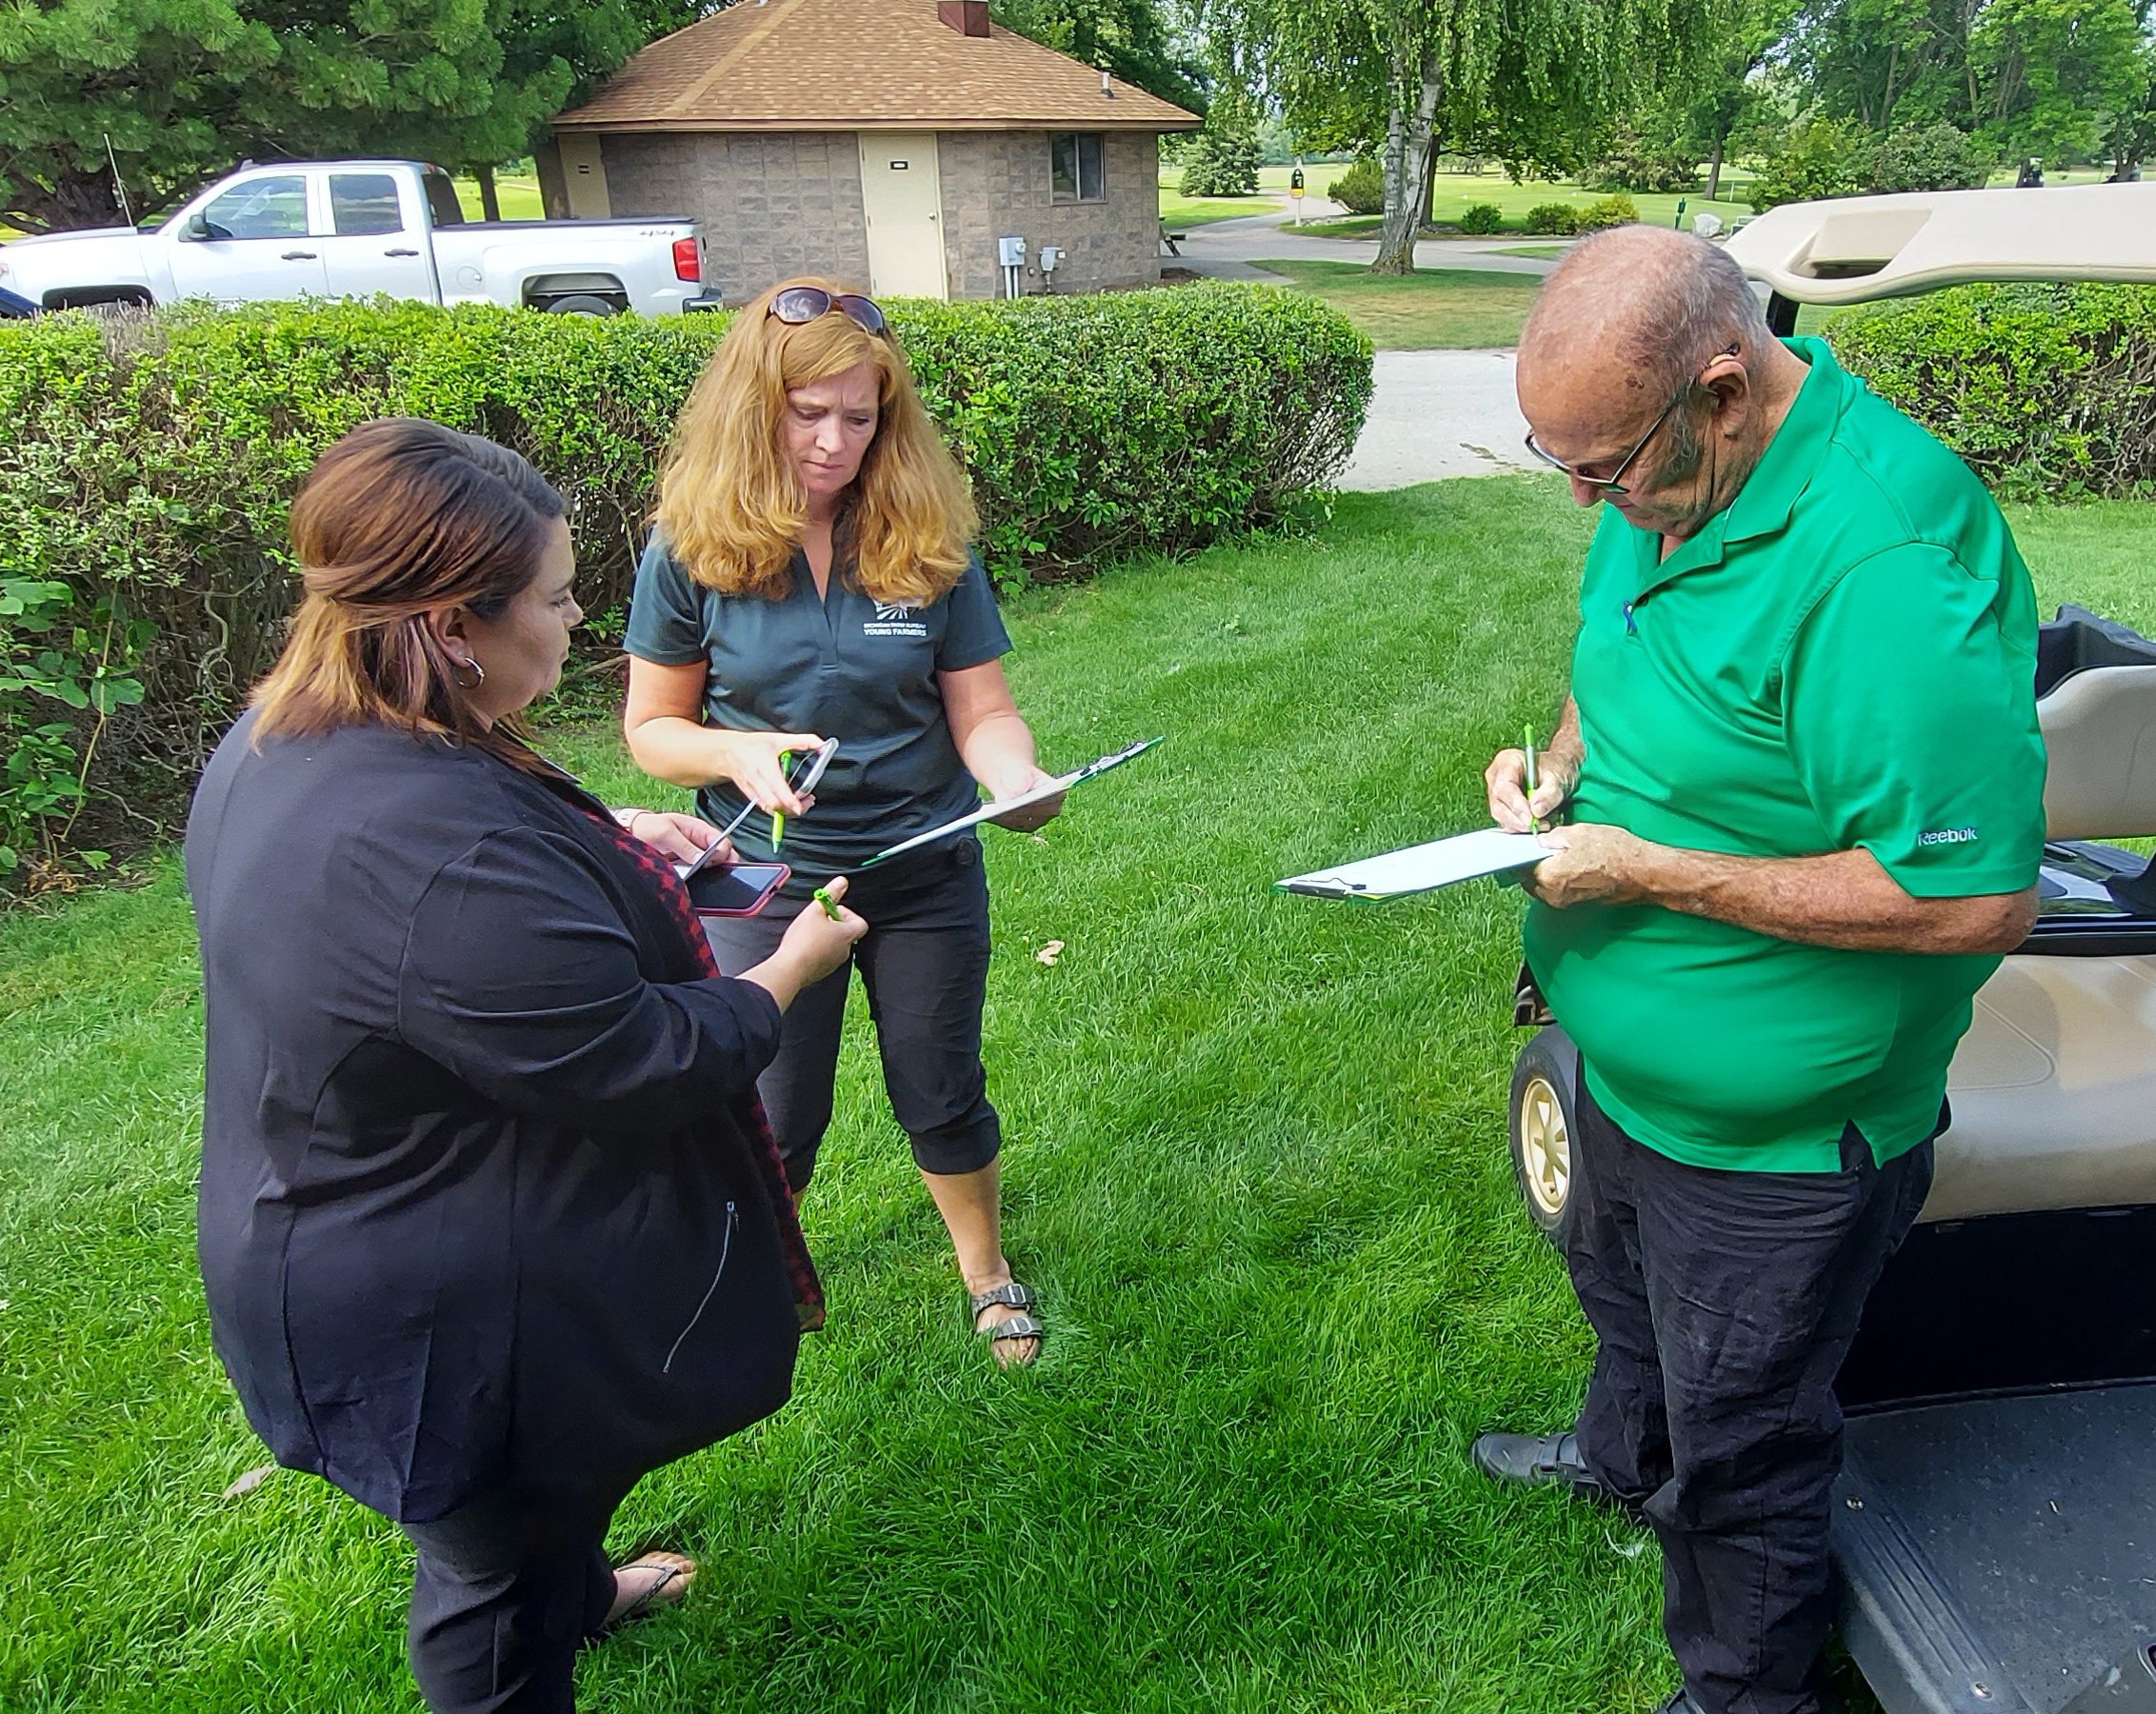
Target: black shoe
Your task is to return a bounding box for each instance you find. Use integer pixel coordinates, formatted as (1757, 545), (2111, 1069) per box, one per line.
(1468, 1429), (1613, 1504)
(1649, 1691), (1706, 1714)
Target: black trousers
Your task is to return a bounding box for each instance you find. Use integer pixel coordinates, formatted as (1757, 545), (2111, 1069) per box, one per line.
(702, 838), (1000, 1193)
(1566, 1076), (1935, 1714)
(399, 1485), (625, 1714)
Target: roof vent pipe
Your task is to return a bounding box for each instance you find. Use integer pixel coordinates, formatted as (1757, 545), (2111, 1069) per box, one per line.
(1101, 69), (1114, 96)
(938, 1), (989, 35)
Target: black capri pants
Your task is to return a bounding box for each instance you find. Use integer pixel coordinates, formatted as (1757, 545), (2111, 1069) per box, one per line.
(702, 836), (1001, 1192)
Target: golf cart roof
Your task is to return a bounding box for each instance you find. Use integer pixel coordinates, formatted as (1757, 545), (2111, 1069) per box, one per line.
(1722, 181), (2156, 306)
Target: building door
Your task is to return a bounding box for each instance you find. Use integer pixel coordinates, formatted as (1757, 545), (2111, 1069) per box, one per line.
(858, 133), (948, 300)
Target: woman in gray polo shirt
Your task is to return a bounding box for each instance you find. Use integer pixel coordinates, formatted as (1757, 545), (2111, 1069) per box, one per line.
(624, 279), (1058, 1367)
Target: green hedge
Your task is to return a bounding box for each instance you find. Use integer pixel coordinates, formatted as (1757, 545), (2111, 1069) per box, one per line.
(1828, 283), (2156, 500)
(0, 285), (1371, 878)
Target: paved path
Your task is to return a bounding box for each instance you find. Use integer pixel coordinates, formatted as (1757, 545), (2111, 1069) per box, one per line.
(1168, 202), (1551, 490)
(1341, 349), (1540, 489)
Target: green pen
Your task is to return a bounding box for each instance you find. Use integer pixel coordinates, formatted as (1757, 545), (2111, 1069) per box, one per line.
(1523, 723), (1543, 834)
(771, 750), (789, 850)
(812, 886), (842, 921)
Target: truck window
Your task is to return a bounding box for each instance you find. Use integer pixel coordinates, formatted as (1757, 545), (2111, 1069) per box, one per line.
(423, 170), (468, 229)
(197, 175), (309, 241)
(330, 174), (406, 236)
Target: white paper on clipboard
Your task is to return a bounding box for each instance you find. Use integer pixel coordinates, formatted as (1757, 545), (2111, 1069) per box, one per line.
(860, 736), (1164, 868)
(1276, 827), (1549, 902)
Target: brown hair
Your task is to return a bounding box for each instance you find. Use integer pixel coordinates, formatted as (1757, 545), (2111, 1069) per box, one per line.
(656, 277), (976, 605)
(251, 418), (566, 768)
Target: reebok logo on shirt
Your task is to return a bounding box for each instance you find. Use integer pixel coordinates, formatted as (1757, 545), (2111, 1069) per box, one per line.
(865, 600), (928, 640)
(1917, 826), (1980, 847)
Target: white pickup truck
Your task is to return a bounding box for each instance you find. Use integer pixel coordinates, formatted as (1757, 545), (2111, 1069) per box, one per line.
(0, 159), (720, 316)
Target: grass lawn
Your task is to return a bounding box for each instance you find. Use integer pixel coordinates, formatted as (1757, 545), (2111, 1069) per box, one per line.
(3, 478), (2149, 1711)
(1490, 245), (1569, 261)
(1158, 189), (1283, 229)
(1253, 257), (1545, 349)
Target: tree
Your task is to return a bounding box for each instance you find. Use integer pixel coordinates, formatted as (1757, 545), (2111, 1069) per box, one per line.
(1671, 0), (1804, 201)
(0, 0), (701, 233)
(990, 0), (1207, 110)
(1208, 0), (1718, 274)
(1179, 89), (1264, 192)
(1969, 0), (2145, 166)
(1747, 111), (1872, 206)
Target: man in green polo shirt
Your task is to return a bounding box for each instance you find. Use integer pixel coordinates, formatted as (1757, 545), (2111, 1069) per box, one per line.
(1470, 228), (2046, 1714)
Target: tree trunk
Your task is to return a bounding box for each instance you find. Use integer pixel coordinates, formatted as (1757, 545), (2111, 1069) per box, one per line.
(475, 163), (502, 223)
(1706, 136), (1726, 204)
(1372, 49), (1443, 276)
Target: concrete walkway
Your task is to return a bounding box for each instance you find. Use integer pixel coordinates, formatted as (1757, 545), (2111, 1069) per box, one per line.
(1342, 349), (1540, 489)
(1169, 202), (1551, 490)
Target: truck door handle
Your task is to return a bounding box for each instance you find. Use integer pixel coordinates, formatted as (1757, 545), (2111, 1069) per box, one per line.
(385, 248), (419, 257)
(282, 250), (318, 260)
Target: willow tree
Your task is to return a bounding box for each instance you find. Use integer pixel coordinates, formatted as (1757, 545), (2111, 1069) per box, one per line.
(1211, 0), (1718, 272)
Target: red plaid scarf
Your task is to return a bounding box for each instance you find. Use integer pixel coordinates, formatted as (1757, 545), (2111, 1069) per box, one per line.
(586, 805), (827, 1333)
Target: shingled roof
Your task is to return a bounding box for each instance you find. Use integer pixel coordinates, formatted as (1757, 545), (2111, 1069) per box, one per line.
(553, 0), (1203, 133)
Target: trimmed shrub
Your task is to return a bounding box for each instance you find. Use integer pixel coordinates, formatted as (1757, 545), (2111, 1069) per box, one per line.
(1575, 195), (1640, 231)
(1867, 122), (1987, 192)
(1524, 203), (1582, 235)
(1330, 157), (1384, 215)
(1829, 284), (2156, 501)
(1458, 202), (1505, 234)
(0, 286), (1371, 877)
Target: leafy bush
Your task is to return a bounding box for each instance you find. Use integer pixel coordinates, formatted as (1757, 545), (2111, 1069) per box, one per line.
(1829, 283), (2156, 499)
(1329, 157), (1384, 215)
(0, 287), (1371, 877)
(1458, 202), (1505, 233)
(1867, 122), (1987, 192)
(1524, 203), (1582, 234)
(1750, 116), (1872, 210)
(1575, 194), (1640, 230)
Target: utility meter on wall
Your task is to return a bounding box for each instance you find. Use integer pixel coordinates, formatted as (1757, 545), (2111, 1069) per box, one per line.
(997, 235), (1027, 267)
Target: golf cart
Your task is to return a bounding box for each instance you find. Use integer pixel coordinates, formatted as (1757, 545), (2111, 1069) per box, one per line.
(1506, 186), (2156, 1714)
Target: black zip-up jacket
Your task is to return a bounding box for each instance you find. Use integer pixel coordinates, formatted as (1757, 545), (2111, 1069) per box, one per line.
(186, 711), (799, 1523)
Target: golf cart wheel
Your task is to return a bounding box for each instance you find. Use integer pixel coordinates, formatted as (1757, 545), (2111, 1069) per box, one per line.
(1508, 1026), (1579, 1249)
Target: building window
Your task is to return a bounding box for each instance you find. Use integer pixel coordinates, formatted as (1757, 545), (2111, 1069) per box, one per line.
(1050, 133), (1106, 203)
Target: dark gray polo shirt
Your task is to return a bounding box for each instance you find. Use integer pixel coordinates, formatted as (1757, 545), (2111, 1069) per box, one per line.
(624, 535), (1011, 881)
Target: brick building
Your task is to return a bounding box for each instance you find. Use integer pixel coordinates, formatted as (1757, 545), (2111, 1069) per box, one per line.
(540, 0), (1201, 305)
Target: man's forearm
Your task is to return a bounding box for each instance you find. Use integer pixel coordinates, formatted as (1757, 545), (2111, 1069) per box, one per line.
(1633, 844), (2036, 954)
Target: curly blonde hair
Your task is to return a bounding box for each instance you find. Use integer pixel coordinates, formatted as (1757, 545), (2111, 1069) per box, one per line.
(657, 278), (977, 606)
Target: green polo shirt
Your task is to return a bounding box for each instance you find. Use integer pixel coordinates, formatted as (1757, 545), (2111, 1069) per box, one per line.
(1523, 338), (2046, 1172)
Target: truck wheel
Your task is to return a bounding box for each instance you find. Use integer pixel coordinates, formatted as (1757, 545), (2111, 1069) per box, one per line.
(1508, 1026), (1579, 1250)
(540, 293), (620, 317)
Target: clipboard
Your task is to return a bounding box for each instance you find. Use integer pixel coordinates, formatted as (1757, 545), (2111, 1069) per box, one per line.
(1276, 827), (1549, 902)
(860, 736), (1165, 868)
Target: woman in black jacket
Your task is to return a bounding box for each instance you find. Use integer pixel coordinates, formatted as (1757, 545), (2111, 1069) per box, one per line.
(185, 418), (866, 1714)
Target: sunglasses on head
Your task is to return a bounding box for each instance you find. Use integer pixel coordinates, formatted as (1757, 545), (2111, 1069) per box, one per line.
(767, 287), (888, 337)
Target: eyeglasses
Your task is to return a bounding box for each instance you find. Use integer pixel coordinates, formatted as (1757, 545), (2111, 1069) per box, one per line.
(767, 287), (888, 338)
(1523, 343), (1740, 496)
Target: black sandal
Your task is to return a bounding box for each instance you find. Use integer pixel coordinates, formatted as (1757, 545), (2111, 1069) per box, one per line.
(968, 1281), (1044, 1364)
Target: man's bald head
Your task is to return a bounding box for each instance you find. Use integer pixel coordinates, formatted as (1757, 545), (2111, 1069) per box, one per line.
(1519, 225), (1771, 409)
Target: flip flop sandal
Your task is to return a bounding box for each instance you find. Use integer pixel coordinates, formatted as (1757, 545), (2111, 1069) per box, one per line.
(603, 1551), (695, 1633)
(968, 1281), (1045, 1365)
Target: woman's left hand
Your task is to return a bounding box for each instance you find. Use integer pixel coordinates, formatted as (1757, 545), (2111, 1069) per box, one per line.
(981, 765), (1067, 834)
(617, 808), (734, 867)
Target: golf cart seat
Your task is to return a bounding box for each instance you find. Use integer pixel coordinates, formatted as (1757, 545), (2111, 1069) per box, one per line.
(2036, 606), (2156, 845)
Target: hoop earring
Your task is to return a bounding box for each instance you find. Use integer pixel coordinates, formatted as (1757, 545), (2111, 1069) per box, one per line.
(455, 654), (486, 689)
